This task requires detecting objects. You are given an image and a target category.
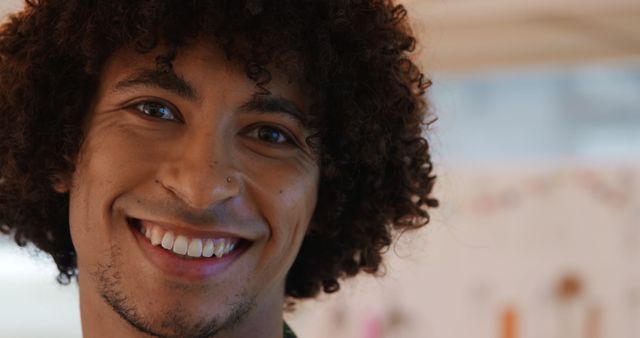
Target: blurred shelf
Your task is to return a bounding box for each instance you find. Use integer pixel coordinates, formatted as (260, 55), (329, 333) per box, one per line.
(3, 0), (639, 74)
(404, 0), (640, 73)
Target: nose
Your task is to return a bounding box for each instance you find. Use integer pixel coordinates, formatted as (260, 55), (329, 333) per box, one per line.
(155, 131), (241, 210)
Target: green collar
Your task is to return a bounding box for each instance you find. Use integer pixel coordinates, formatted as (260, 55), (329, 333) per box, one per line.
(283, 322), (297, 338)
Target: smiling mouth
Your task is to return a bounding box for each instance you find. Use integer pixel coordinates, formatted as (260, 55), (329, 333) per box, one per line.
(127, 218), (247, 260)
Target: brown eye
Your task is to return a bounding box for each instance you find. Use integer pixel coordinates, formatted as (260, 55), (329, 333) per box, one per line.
(134, 101), (178, 121)
(244, 125), (294, 145)
(257, 126), (290, 144)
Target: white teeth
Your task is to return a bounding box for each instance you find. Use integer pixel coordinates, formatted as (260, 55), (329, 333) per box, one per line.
(161, 231), (175, 250)
(202, 239), (214, 258)
(214, 239), (226, 258)
(187, 238), (203, 257)
(225, 242), (236, 254)
(141, 223), (237, 258)
(150, 226), (163, 246)
(172, 235), (189, 255)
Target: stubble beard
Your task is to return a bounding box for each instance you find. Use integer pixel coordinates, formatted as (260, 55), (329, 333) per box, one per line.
(93, 246), (256, 338)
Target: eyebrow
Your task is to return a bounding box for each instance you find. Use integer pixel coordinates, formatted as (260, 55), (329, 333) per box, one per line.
(239, 95), (307, 125)
(113, 68), (306, 125)
(113, 69), (200, 101)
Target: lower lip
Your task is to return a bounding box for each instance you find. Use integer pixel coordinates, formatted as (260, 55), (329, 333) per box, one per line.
(130, 222), (247, 281)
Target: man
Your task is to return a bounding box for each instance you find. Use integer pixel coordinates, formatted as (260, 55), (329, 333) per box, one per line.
(0, 1), (437, 337)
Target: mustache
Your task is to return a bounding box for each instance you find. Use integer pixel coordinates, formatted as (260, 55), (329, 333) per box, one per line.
(120, 194), (260, 228)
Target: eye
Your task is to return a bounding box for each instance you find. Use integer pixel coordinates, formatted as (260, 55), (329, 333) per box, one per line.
(132, 101), (179, 121)
(246, 125), (294, 145)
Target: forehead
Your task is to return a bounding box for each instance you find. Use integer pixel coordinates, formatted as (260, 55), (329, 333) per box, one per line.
(98, 41), (310, 110)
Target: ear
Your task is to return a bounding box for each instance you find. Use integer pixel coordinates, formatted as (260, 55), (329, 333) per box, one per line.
(51, 173), (71, 193)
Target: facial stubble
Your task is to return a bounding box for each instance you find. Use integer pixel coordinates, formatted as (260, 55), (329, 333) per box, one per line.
(93, 246), (256, 338)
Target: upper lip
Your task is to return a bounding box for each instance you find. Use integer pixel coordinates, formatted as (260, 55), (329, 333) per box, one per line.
(126, 215), (255, 241)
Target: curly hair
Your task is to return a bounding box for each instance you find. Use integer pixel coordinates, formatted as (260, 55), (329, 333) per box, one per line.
(0, 0), (437, 299)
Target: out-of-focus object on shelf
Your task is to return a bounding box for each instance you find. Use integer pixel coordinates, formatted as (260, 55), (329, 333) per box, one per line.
(404, 0), (640, 73)
(0, 0), (21, 17)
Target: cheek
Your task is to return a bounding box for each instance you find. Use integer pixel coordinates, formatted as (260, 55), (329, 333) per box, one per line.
(243, 158), (319, 264)
(71, 123), (165, 205)
(67, 125), (159, 262)
(67, 145), (115, 267)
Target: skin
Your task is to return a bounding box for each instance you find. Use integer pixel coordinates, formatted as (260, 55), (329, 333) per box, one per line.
(56, 40), (319, 338)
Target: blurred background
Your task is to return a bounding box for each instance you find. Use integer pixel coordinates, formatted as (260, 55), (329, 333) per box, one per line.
(1, 0), (639, 337)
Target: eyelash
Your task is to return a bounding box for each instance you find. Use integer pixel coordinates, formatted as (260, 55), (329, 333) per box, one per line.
(130, 100), (182, 122)
(129, 100), (298, 146)
(244, 124), (296, 146)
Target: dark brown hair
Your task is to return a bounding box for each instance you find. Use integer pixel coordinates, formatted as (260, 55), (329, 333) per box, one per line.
(0, 0), (437, 299)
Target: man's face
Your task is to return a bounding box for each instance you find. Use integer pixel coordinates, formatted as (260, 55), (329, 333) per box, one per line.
(64, 41), (319, 337)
